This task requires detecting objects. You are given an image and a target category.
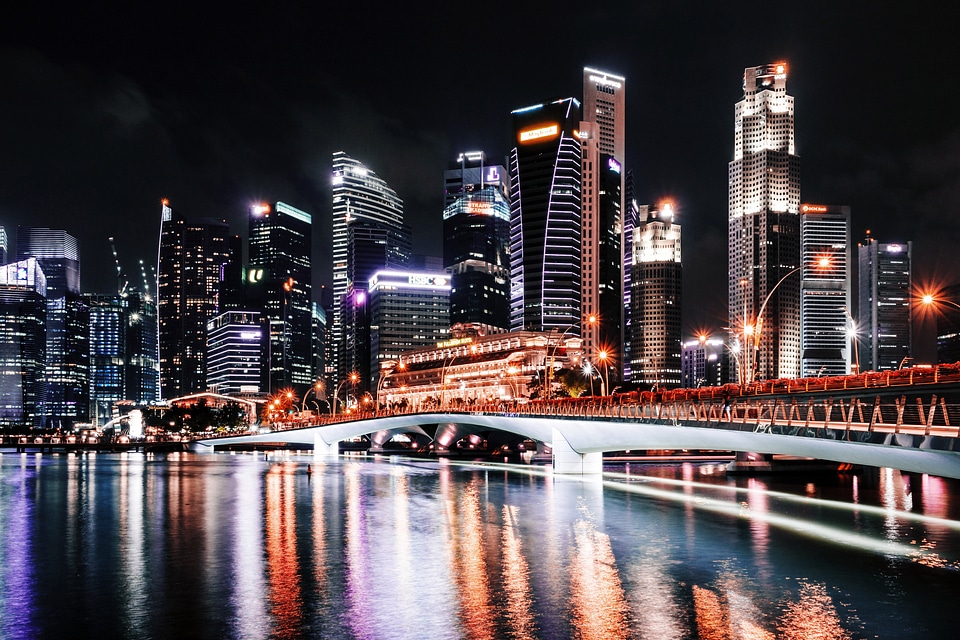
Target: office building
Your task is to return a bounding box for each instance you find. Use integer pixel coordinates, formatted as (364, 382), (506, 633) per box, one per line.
(631, 203), (682, 387)
(248, 201), (313, 393)
(858, 233), (912, 371)
(728, 63), (801, 381)
(622, 171), (639, 380)
(331, 152), (409, 386)
(443, 152), (511, 334)
(367, 269), (451, 391)
(17, 227), (89, 427)
(0, 258), (47, 427)
(800, 204), (852, 377)
(206, 310), (262, 395)
(157, 200), (231, 399)
(509, 98), (582, 333)
(681, 337), (730, 388)
(0, 226), (7, 264)
(933, 283), (960, 364)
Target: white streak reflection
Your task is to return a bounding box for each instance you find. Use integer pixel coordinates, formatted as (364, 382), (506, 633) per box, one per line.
(569, 501), (630, 639)
(231, 456), (267, 639)
(501, 505), (536, 639)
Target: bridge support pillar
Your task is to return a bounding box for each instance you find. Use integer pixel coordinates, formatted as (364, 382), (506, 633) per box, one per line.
(551, 428), (602, 475)
(313, 434), (339, 458)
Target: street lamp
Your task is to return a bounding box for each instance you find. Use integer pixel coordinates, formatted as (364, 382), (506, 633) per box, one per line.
(300, 380), (324, 413)
(596, 349), (611, 396)
(547, 315), (597, 398)
(332, 372), (358, 416)
(840, 305), (860, 375)
(377, 360), (405, 408)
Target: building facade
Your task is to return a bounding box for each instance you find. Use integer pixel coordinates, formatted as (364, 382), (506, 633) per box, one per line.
(206, 310), (262, 395)
(157, 201), (231, 399)
(0, 259), (47, 427)
(443, 159), (511, 335)
(631, 203), (682, 387)
(858, 233), (912, 371)
(681, 337), (730, 388)
(331, 152), (409, 387)
(16, 227), (89, 427)
(799, 204), (852, 377)
(509, 98), (582, 334)
(728, 63), (802, 381)
(248, 201), (313, 393)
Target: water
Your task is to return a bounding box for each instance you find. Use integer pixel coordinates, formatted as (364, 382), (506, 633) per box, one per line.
(1, 451), (959, 639)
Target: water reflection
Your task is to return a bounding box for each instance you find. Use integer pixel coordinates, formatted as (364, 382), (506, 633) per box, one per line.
(266, 462), (302, 637)
(500, 504), (536, 639)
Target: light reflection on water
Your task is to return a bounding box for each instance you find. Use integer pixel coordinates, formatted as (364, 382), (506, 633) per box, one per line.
(1, 452), (960, 638)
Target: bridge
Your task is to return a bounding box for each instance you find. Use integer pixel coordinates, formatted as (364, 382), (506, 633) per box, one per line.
(193, 368), (960, 478)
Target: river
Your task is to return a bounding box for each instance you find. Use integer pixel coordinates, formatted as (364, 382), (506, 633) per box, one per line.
(1, 451), (959, 639)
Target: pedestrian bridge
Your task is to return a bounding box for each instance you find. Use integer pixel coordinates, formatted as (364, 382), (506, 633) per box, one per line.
(192, 393), (960, 478)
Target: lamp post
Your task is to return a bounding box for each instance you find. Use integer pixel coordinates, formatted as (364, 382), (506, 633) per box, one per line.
(546, 315), (597, 399)
(840, 305), (860, 375)
(596, 349), (611, 396)
(332, 372), (358, 416)
(300, 380), (324, 413)
(750, 262), (812, 382)
(377, 360), (405, 409)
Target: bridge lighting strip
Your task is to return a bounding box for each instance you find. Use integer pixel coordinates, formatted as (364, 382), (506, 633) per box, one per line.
(396, 458), (958, 566)
(602, 471), (960, 533)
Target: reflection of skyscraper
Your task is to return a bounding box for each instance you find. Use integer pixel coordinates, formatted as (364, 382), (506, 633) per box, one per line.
(728, 63), (801, 380)
(631, 203), (682, 387)
(17, 226), (88, 427)
(443, 152), (510, 335)
(0, 258), (47, 428)
(858, 233), (912, 371)
(331, 152), (409, 387)
(157, 201), (230, 399)
(800, 204), (852, 377)
(510, 98), (582, 333)
(248, 201), (313, 393)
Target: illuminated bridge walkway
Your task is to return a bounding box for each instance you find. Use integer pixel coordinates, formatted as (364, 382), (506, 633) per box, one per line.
(194, 370), (960, 478)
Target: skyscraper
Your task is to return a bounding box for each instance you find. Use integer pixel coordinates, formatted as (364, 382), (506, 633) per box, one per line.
(728, 63), (801, 381)
(248, 201), (313, 393)
(17, 226), (89, 427)
(331, 152), (409, 386)
(157, 200), (230, 399)
(443, 151), (511, 335)
(206, 310), (262, 395)
(0, 258), (46, 428)
(858, 233), (912, 371)
(799, 204), (852, 377)
(631, 203), (682, 387)
(582, 68), (626, 372)
(509, 98), (582, 333)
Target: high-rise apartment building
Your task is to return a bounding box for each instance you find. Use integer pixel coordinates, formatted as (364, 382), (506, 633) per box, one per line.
(509, 98), (582, 333)
(331, 152), (409, 386)
(858, 233), (912, 371)
(582, 68), (626, 374)
(728, 63), (801, 381)
(0, 258), (47, 427)
(157, 201), (231, 399)
(443, 151), (511, 335)
(800, 204), (852, 377)
(248, 201), (313, 393)
(631, 203), (682, 387)
(17, 226), (89, 427)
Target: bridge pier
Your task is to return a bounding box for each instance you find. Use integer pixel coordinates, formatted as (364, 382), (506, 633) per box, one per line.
(551, 428), (602, 475)
(313, 434), (339, 458)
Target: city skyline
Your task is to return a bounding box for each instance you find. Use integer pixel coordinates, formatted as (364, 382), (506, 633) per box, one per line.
(2, 3), (957, 360)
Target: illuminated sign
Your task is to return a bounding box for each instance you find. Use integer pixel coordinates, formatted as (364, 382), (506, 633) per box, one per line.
(607, 158), (621, 174)
(247, 268), (265, 284)
(588, 74), (622, 89)
(240, 331), (261, 341)
(468, 202), (493, 215)
(485, 166), (500, 183)
(519, 124), (559, 143)
(251, 204), (270, 215)
(886, 245), (903, 253)
(436, 337), (473, 349)
(408, 275), (447, 286)
(801, 204), (828, 213)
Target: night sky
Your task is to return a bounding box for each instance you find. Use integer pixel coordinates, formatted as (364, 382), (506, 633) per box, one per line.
(2, 2), (958, 356)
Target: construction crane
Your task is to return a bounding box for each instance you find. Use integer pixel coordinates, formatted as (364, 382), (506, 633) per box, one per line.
(108, 237), (128, 295)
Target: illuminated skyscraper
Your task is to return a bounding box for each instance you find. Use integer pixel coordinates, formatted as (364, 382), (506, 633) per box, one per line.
(582, 69), (626, 371)
(509, 98), (582, 333)
(443, 151), (510, 335)
(0, 258), (47, 427)
(331, 152), (409, 386)
(631, 203), (682, 387)
(858, 233), (912, 371)
(728, 63), (801, 380)
(17, 226), (89, 427)
(157, 201), (230, 399)
(206, 310), (262, 395)
(799, 204), (852, 377)
(248, 201), (313, 393)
